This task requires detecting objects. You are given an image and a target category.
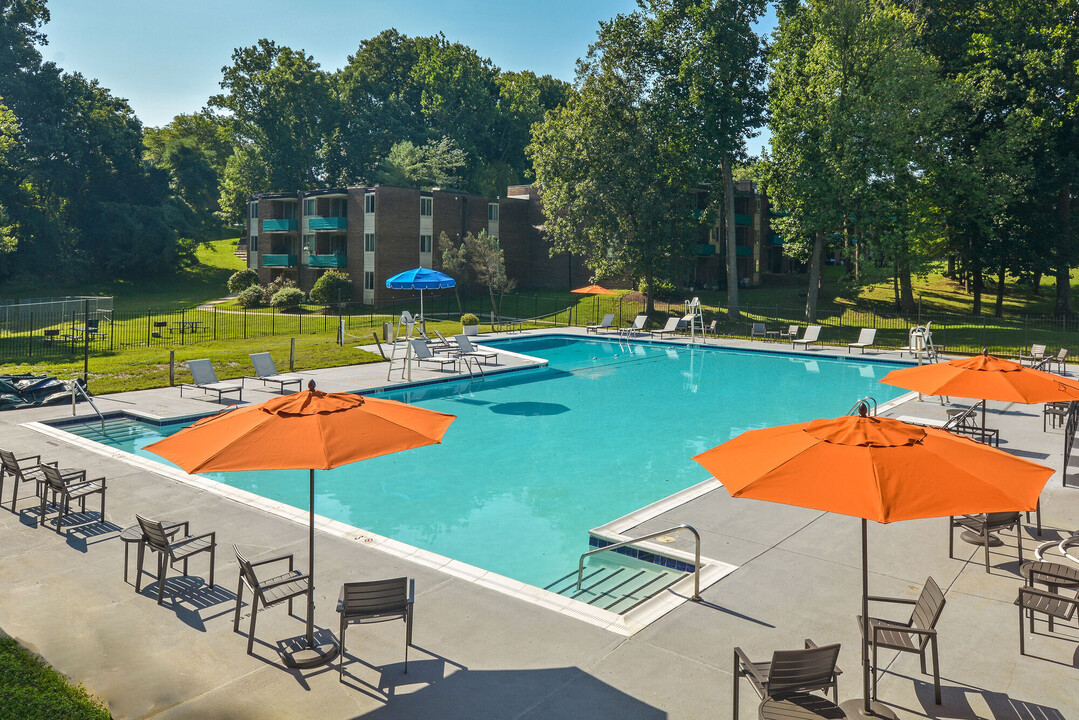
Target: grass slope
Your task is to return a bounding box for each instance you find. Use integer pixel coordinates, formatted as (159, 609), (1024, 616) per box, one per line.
(0, 636), (109, 720)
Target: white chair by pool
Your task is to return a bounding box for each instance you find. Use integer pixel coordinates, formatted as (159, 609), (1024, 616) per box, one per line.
(620, 315), (648, 337)
(454, 335), (499, 365)
(847, 328), (877, 354)
(792, 325), (822, 350)
(586, 313), (615, 334)
(181, 359), (242, 403)
(649, 316), (682, 339)
(409, 339), (458, 372)
(245, 352), (303, 393)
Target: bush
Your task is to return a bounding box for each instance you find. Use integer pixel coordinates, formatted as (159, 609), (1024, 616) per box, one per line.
(236, 284), (264, 308)
(271, 286), (305, 310)
(460, 313), (479, 326)
(227, 268), (260, 293)
(309, 270), (352, 305)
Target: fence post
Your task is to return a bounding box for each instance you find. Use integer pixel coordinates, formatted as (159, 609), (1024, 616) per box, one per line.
(146, 312), (151, 346)
(27, 311), (32, 359)
(213, 306), (217, 340)
(290, 338), (296, 372)
(339, 318), (345, 346)
(272, 306), (275, 336)
(169, 351), (175, 386)
(180, 308), (185, 346)
(1023, 315), (1028, 349)
(82, 298), (89, 389)
(243, 307), (247, 339)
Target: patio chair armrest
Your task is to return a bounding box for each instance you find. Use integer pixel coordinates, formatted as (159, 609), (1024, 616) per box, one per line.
(65, 477), (105, 492)
(16, 454), (41, 464)
(407, 578), (415, 604)
(174, 531), (216, 548)
(732, 647), (767, 684)
(249, 553), (296, 569)
(866, 594), (917, 606)
(259, 572), (310, 591)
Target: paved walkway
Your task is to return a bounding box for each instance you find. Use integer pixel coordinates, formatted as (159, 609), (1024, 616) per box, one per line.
(1, 330), (1076, 719)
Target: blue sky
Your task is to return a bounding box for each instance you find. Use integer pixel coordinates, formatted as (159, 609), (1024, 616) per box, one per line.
(39, 0), (774, 156)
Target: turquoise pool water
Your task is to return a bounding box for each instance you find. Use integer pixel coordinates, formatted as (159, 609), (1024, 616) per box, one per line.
(61, 337), (907, 587)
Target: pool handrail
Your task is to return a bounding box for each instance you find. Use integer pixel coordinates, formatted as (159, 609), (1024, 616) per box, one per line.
(577, 524), (701, 602)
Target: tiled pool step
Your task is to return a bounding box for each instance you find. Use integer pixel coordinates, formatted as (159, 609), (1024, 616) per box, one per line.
(544, 556), (687, 614)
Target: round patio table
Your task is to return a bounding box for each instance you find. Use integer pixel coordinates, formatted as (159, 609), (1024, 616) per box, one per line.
(119, 519), (187, 584)
(759, 693), (846, 720)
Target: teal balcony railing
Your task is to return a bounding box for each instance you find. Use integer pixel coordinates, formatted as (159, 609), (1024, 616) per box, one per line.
(308, 217), (347, 231)
(736, 245), (753, 257)
(694, 244), (716, 256)
(307, 253), (346, 268)
(769, 233), (784, 246)
(735, 213), (754, 227)
(261, 254), (297, 267)
(263, 219), (297, 232)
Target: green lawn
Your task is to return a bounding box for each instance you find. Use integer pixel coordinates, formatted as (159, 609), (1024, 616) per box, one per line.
(0, 635), (109, 720)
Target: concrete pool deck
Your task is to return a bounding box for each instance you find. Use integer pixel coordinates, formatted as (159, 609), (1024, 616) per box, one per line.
(1, 330), (1077, 719)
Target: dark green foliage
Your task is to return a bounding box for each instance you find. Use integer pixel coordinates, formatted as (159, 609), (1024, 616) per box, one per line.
(0, 635), (110, 720)
(227, 268), (260, 293)
(308, 270), (352, 305)
(460, 313), (479, 325)
(270, 286), (304, 310)
(236, 284), (264, 308)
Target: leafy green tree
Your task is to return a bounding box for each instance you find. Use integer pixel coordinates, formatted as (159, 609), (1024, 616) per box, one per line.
(529, 19), (697, 313)
(270, 286), (305, 310)
(438, 231), (469, 313)
(376, 136), (467, 189)
(211, 40), (331, 222)
(227, 268), (260, 293)
(463, 230), (515, 318)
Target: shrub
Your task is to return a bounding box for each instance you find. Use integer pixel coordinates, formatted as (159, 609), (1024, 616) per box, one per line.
(270, 286), (305, 310)
(227, 268), (260, 294)
(461, 313), (479, 326)
(236, 284), (264, 308)
(309, 270), (352, 305)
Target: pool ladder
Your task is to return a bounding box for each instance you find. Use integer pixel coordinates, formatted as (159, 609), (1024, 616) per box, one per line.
(847, 396), (877, 416)
(577, 524), (701, 602)
(461, 355), (486, 381)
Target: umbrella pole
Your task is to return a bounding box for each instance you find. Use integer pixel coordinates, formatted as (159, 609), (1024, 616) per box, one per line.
(841, 519), (899, 720)
(307, 467), (315, 646)
(420, 289), (424, 327)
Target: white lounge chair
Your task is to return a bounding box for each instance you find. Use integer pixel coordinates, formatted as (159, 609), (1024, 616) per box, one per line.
(453, 335), (499, 365)
(245, 352), (303, 393)
(181, 359), (242, 403)
(650, 316), (681, 338)
(619, 315), (648, 337)
(848, 328), (877, 354)
(409, 339), (458, 372)
(792, 325), (822, 350)
(586, 313), (615, 334)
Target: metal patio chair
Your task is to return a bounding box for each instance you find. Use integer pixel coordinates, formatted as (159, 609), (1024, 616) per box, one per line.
(233, 546), (312, 655)
(0, 448), (49, 511)
(135, 514), (216, 605)
(37, 463), (107, 533)
(337, 577), (414, 681)
(948, 512), (1023, 573)
(732, 639), (841, 720)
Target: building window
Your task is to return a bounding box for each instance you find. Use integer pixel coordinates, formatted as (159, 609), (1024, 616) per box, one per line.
(419, 234), (432, 253)
(364, 271), (375, 290)
(364, 193), (375, 213)
(249, 201), (258, 219)
(304, 198), (316, 216)
(420, 196), (432, 217)
(488, 203), (498, 222)
(303, 234), (314, 252)
(364, 233), (375, 252)
(249, 235), (258, 252)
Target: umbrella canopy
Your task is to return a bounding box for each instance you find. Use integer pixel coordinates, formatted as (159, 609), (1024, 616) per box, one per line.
(693, 411), (1052, 718)
(146, 385), (455, 664)
(880, 352), (1079, 404)
(571, 284), (617, 295)
(385, 268), (456, 323)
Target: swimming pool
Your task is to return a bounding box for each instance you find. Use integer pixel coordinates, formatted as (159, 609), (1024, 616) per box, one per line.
(57, 336), (907, 588)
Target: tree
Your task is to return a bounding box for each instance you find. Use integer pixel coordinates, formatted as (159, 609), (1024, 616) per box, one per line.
(376, 136), (467, 189)
(210, 40), (331, 222)
(634, 0), (769, 318)
(528, 18), (697, 313)
(309, 269), (352, 306)
(438, 231), (469, 313)
(463, 230), (515, 319)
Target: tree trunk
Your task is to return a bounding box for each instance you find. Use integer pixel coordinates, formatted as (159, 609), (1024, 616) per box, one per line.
(722, 155), (740, 319)
(947, 254), (955, 278)
(1032, 271), (1041, 295)
(1054, 185), (1073, 316)
(899, 260), (915, 313)
(994, 261), (1006, 318)
(645, 271), (655, 315)
(972, 267), (983, 316)
(805, 231), (824, 321)
(892, 261), (901, 310)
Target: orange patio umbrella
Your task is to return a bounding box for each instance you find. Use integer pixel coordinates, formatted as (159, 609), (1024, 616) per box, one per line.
(694, 409), (1052, 719)
(146, 382), (455, 666)
(572, 284), (617, 326)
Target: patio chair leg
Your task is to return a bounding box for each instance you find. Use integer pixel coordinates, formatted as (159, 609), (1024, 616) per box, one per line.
(233, 578), (244, 633)
(982, 530), (991, 572)
(1017, 525), (1023, 566)
(37, 491), (46, 528)
(247, 603), (258, 655)
(931, 635), (941, 705)
(731, 650), (739, 720)
(339, 623), (347, 681)
(157, 554), (167, 605)
(135, 543), (145, 592)
(1019, 603), (1026, 655)
(208, 544), (216, 589)
(871, 636), (878, 699)
(920, 650), (927, 675)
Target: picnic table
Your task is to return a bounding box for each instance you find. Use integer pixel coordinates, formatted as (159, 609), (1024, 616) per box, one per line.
(171, 320), (206, 334)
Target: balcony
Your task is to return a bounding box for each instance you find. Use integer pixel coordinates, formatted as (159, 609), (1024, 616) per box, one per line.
(308, 217), (347, 231)
(769, 233), (784, 246)
(694, 244), (716, 256)
(263, 219), (297, 232)
(307, 253), (346, 268)
(735, 213), (754, 227)
(736, 245), (753, 257)
(261, 254), (297, 267)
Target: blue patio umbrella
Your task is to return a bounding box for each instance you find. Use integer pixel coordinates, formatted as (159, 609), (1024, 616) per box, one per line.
(385, 268), (456, 322)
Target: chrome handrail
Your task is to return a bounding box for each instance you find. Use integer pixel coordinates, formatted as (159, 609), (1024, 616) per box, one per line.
(847, 396), (877, 416)
(70, 380), (105, 432)
(462, 355), (485, 381)
(576, 524), (701, 601)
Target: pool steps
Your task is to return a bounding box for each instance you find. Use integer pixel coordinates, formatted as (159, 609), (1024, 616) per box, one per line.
(544, 556), (687, 614)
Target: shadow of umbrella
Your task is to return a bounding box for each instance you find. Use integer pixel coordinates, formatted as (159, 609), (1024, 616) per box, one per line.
(489, 401), (570, 416)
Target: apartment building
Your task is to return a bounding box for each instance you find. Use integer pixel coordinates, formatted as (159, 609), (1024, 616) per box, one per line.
(247, 184), (585, 304)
